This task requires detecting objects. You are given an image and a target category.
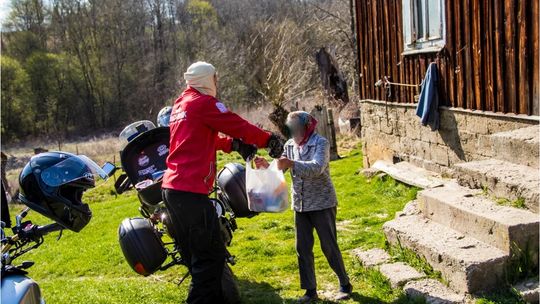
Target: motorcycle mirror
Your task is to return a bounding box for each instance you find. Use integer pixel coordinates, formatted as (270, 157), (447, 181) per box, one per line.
(19, 261), (34, 269)
(15, 208), (30, 227)
(114, 174), (131, 194)
(102, 162), (117, 177)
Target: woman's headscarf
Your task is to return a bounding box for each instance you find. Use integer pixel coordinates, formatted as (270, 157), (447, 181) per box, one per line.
(184, 61), (217, 97)
(286, 111), (318, 146)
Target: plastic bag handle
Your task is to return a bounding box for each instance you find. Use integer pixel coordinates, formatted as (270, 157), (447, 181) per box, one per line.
(246, 158), (276, 171)
(246, 159), (253, 170)
(269, 159), (278, 171)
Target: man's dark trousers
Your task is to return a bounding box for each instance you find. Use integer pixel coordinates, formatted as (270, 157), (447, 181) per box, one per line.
(163, 189), (225, 304)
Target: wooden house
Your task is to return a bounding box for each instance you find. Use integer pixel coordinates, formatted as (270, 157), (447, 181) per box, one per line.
(354, 0), (539, 171)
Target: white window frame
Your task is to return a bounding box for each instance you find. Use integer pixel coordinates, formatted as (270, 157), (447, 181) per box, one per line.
(401, 0), (446, 55)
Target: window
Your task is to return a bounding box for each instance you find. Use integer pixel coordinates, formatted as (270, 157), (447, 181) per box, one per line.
(402, 0), (445, 54)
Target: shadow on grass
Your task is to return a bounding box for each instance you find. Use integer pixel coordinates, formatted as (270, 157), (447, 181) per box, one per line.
(348, 292), (410, 304)
(238, 279), (288, 303)
(313, 292), (417, 304)
(238, 280), (409, 304)
(349, 292), (423, 304)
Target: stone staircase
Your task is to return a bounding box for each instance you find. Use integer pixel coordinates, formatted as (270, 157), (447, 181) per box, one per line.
(355, 125), (540, 302)
(384, 182), (538, 295)
(417, 182), (539, 261)
(454, 159), (539, 213)
(489, 125), (539, 168)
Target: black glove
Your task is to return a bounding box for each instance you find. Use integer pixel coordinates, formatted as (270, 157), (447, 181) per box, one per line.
(231, 139), (257, 161)
(266, 133), (285, 158)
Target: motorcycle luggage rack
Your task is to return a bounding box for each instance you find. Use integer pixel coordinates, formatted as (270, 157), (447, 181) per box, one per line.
(159, 246), (185, 272)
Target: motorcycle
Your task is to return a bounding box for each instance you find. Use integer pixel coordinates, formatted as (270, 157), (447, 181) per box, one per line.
(1, 152), (108, 304)
(105, 121), (257, 303)
(1, 208), (64, 304)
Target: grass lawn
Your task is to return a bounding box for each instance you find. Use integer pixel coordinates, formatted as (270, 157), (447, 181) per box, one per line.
(5, 145), (519, 303)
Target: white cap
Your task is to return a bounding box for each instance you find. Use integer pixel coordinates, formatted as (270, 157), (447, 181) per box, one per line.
(184, 61), (217, 97)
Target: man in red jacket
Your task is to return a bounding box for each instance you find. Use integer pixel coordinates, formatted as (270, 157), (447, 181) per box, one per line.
(162, 61), (283, 304)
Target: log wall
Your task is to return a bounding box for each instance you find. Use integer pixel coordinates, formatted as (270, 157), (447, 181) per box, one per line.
(354, 0), (539, 115)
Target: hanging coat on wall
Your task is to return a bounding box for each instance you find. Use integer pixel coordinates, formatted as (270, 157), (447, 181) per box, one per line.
(416, 63), (440, 131)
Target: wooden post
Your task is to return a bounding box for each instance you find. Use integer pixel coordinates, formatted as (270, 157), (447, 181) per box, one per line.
(327, 108), (339, 160)
(310, 106), (339, 161)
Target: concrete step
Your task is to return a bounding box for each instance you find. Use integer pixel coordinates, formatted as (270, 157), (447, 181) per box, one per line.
(372, 160), (445, 189)
(513, 278), (539, 304)
(404, 279), (469, 304)
(417, 182), (539, 264)
(379, 262), (425, 288)
(352, 248), (470, 303)
(351, 248), (391, 267)
(453, 159), (540, 213)
(383, 214), (508, 294)
(489, 125), (539, 168)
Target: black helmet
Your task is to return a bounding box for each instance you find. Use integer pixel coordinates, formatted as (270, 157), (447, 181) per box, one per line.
(18, 152), (107, 232)
(216, 163), (257, 218)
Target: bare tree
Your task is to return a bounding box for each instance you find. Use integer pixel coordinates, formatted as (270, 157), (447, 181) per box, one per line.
(248, 19), (316, 135)
(2, 0), (360, 142)
(309, 0), (359, 95)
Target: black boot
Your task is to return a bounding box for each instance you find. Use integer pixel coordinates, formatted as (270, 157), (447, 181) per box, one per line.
(297, 289), (318, 303)
(335, 283), (353, 300)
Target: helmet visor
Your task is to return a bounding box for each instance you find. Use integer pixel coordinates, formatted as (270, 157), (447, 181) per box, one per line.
(41, 155), (109, 187)
(119, 120), (156, 143)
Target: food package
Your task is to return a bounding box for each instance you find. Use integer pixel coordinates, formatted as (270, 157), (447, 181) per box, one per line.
(246, 159), (289, 213)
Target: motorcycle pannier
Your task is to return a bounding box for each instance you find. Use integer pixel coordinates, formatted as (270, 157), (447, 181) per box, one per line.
(118, 218), (167, 276)
(216, 163), (257, 218)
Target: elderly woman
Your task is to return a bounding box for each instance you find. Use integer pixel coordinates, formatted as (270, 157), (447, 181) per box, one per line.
(254, 111), (352, 303)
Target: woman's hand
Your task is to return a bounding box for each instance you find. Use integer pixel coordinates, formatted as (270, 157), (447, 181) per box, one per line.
(277, 156), (294, 171)
(253, 156), (270, 169)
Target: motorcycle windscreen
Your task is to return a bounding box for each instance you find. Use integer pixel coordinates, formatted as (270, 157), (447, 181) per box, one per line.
(40, 155), (108, 187)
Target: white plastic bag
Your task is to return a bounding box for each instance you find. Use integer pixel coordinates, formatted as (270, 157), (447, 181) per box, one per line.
(246, 159), (289, 213)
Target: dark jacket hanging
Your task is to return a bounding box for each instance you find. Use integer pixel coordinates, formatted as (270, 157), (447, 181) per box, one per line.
(416, 63), (440, 131)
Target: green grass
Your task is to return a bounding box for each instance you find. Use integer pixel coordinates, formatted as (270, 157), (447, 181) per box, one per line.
(494, 197), (527, 209)
(387, 243), (442, 282)
(478, 184), (526, 210)
(4, 146), (520, 303)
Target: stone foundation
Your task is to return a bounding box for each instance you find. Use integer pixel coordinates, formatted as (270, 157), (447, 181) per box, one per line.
(359, 100), (539, 174)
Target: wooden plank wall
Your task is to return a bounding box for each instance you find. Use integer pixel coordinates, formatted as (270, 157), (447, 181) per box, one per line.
(354, 0), (539, 115)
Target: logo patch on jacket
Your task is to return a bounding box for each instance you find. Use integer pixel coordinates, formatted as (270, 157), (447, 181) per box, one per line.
(170, 109), (186, 123)
(215, 102), (228, 113)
